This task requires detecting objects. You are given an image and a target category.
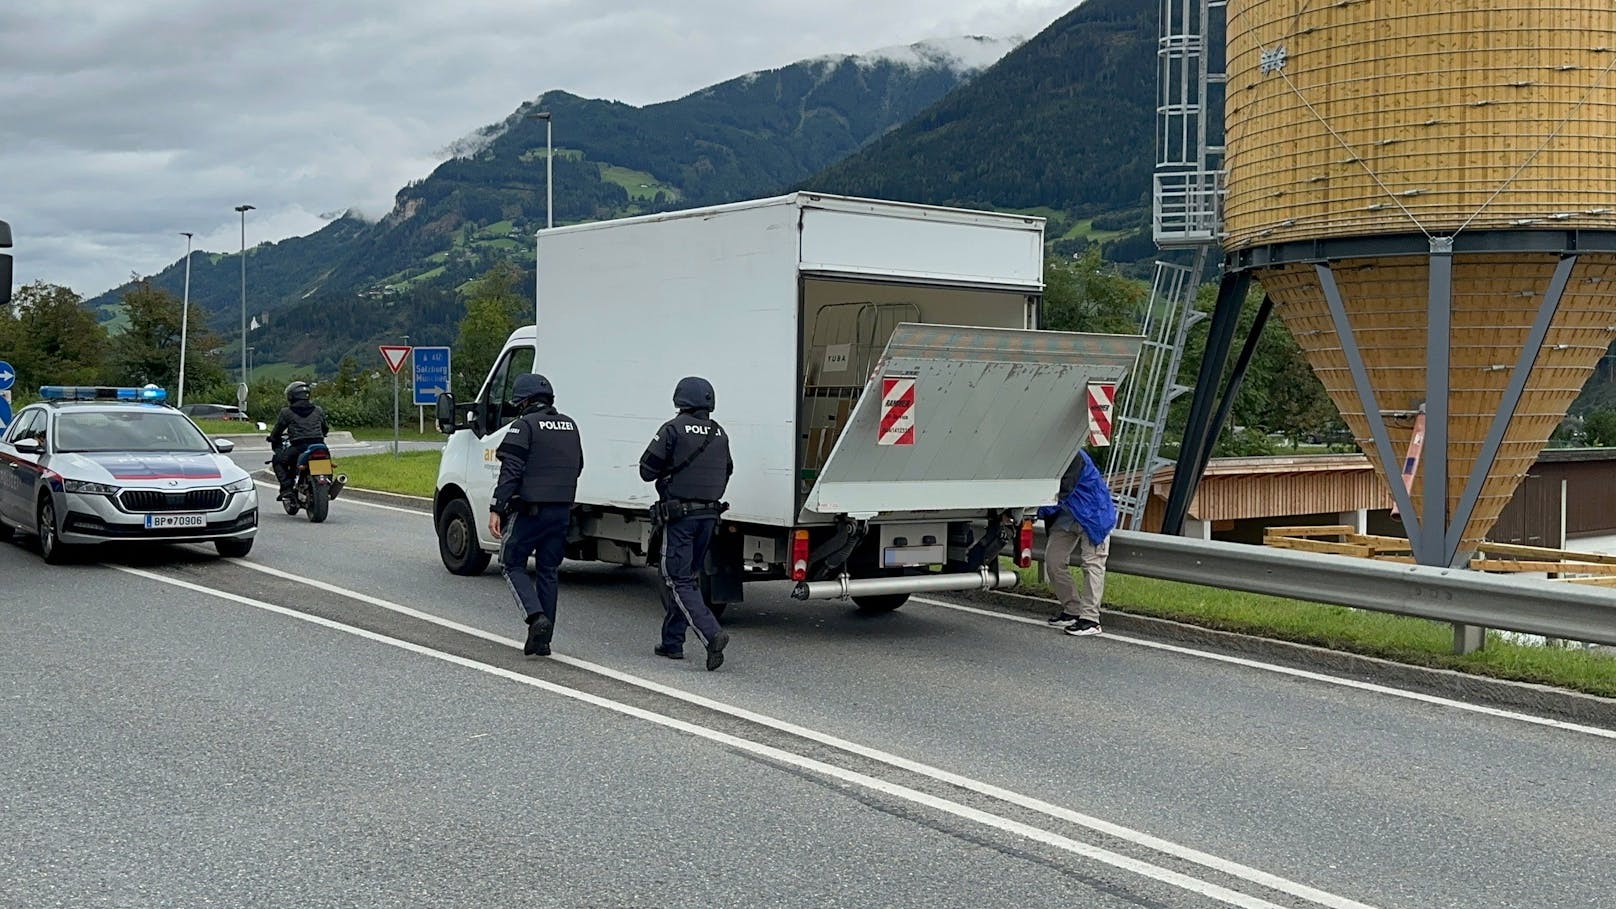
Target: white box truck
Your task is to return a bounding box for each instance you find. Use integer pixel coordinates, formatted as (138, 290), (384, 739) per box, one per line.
(432, 193), (1141, 613)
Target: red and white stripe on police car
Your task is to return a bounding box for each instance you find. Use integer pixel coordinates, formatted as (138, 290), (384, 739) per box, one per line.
(1086, 382), (1115, 447)
(878, 376), (916, 446)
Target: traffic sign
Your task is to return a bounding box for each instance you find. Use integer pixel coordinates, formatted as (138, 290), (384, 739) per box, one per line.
(0, 360), (15, 392)
(379, 345), (412, 374)
(412, 347), (451, 406)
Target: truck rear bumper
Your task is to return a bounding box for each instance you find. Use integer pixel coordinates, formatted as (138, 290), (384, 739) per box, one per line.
(791, 564), (1019, 601)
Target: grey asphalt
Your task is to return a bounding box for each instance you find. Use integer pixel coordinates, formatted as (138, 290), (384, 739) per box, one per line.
(3, 499), (1613, 908)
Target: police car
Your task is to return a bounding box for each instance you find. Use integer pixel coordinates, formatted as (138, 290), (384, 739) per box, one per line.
(0, 386), (258, 563)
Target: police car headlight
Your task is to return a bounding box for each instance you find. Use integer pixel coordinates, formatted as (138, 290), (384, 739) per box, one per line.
(63, 479), (119, 496)
(224, 477), (256, 494)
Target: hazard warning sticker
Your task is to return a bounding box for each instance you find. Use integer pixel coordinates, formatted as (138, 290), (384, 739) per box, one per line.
(879, 375), (916, 446)
(1087, 382), (1115, 447)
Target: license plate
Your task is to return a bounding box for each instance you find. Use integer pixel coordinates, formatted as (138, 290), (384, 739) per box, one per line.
(308, 460), (333, 476)
(145, 513), (207, 529)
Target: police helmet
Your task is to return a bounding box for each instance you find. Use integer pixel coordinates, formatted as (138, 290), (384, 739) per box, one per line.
(673, 376), (715, 412)
(285, 381), (311, 405)
(511, 372), (554, 405)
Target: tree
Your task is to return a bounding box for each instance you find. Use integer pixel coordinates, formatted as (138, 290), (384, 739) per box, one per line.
(1584, 408), (1616, 447)
(453, 263), (526, 396)
(109, 281), (227, 391)
(0, 282), (109, 385)
(1042, 248), (1144, 334)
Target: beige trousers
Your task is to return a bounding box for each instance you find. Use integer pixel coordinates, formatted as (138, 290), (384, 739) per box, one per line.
(1046, 524), (1108, 623)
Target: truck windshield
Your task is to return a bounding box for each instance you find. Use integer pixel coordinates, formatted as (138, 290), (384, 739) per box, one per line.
(55, 411), (214, 453)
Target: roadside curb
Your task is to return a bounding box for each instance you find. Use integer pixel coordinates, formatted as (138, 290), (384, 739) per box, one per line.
(947, 587), (1616, 730)
(218, 431), (359, 450)
(255, 470), (431, 513)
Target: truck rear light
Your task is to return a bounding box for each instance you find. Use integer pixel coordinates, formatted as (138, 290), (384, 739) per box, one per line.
(1016, 517), (1034, 568)
(791, 529), (810, 582)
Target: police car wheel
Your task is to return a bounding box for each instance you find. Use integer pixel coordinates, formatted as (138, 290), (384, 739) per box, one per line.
(438, 497), (492, 576)
(37, 498), (73, 565)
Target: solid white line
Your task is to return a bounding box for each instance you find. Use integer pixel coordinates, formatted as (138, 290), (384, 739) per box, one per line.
(230, 560), (1377, 909)
(113, 564), (1303, 909)
(252, 480), (429, 516)
(912, 595), (1616, 741)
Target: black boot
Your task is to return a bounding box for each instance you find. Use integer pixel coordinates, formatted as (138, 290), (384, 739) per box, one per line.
(704, 631), (729, 671)
(524, 613), (553, 657)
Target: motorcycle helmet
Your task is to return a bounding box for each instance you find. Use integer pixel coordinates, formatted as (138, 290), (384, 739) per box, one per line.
(285, 381), (311, 405)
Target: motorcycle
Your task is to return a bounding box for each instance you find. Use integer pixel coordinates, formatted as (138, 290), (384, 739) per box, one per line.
(268, 441), (347, 523)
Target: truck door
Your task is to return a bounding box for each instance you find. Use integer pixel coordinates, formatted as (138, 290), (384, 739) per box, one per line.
(802, 323), (1142, 518)
(471, 344), (537, 546)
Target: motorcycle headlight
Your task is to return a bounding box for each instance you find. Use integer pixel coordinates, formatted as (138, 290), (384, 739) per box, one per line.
(224, 477), (256, 494)
(63, 479), (119, 496)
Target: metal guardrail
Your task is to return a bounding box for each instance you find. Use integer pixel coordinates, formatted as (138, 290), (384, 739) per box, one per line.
(1054, 530), (1616, 647)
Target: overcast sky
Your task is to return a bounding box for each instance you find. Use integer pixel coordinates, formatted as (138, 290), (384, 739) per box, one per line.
(1, 1), (1074, 298)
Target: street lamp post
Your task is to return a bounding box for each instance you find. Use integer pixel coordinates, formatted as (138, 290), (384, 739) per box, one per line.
(234, 204), (255, 410)
(246, 347), (255, 387)
(527, 111), (552, 329)
(177, 232), (194, 407)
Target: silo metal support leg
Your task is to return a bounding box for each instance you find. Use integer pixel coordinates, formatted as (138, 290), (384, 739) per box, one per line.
(1315, 263), (1424, 556)
(1163, 271), (1251, 535)
(1196, 294), (1275, 485)
(1422, 238), (1453, 570)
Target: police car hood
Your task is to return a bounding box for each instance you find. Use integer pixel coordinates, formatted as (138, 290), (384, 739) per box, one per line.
(60, 452), (241, 487)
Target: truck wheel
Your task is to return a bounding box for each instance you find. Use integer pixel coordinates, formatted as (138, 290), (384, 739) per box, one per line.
(852, 593), (909, 614)
(699, 573), (729, 619)
(438, 497), (491, 576)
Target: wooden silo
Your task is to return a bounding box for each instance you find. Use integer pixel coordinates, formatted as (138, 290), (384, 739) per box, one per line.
(1215, 0), (1616, 566)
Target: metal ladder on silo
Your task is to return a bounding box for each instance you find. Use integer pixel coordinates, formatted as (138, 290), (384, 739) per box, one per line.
(1107, 0), (1227, 530)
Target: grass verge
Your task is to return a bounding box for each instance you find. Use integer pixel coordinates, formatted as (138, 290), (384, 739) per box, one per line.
(336, 449), (441, 498)
(194, 419), (261, 435)
(1019, 563), (1616, 699)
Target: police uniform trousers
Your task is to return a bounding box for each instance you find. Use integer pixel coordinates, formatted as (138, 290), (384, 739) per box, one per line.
(659, 513), (723, 650)
(501, 503), (571, 624)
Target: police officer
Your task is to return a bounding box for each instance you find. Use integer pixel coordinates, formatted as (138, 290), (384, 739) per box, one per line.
(268, 381), (329, 500)
(490, 373), (583, 657)
(640, 376), (733, 670)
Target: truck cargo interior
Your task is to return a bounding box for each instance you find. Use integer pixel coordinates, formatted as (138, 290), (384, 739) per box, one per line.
(796, 276), (1037, 508)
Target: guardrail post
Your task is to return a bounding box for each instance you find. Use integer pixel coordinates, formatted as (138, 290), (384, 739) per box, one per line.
(1452, 623), (1486, 655)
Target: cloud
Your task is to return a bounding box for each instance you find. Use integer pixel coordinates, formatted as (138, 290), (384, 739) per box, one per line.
(1, 1), (1075, 297)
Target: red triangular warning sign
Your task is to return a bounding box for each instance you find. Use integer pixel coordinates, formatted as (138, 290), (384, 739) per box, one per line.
(380, 345), (412, 374)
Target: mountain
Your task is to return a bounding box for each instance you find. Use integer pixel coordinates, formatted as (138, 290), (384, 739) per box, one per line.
(87, 36), (1019, 362)
(805, 0), (1168, 262)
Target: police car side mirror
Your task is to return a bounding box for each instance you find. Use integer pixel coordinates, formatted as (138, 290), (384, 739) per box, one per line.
(213, 438), (236, 454)
(13, 438), (40, 455)
(256, 421), (268, 432)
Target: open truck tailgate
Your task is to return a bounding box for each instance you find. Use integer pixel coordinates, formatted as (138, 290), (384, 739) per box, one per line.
(802, 324), (1143, 518)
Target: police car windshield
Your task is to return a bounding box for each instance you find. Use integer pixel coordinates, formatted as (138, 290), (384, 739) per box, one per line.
(54, 411), (213, 453)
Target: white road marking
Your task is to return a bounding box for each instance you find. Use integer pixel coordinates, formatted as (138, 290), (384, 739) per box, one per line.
(115, 562), (1359, 909)
(253, 480), (429, 516)
(913, 595), (1616, 741)
(227, 560), (1377, 909)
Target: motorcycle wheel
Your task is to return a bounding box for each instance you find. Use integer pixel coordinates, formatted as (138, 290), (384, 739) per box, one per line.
(308, 481), (330, 524)
(281, 493), (300, 516)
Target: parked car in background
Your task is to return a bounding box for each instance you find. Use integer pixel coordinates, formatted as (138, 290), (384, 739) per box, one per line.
(179, 403), (249, 421)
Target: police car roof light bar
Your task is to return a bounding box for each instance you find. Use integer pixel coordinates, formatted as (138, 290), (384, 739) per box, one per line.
(39, 385), (168, 402)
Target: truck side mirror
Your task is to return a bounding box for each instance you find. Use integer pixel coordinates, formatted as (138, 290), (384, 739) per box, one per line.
(436, 392), (464, 435)
(0, 219), (13, 309)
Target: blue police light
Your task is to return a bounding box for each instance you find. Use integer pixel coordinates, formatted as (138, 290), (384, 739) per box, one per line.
(39, 385), (169, 402)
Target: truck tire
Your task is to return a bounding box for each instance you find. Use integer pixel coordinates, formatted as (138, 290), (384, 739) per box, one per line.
(699, 572), (729, 619)
(852, 593), (909, 614)
(438, 497), (491, 576)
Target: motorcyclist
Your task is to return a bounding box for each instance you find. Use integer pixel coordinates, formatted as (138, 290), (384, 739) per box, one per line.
(268, 380), (330, 500)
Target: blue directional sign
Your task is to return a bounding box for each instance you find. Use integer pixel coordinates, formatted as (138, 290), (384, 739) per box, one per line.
(0, 360), (15, 430)
(412, 347), (451, 406)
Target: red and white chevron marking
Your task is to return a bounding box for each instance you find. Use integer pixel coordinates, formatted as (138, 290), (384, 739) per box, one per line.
(1087, 382), (1115, 447)
(878, 376), (916, 446)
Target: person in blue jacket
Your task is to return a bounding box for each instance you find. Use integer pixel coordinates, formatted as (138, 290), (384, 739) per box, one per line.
(1037, 448), (1117, 636)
